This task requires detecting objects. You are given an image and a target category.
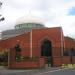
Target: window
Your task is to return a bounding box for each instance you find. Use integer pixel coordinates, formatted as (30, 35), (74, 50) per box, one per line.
(41, 39), (52, 57)
(64, 48), (70, 56)
(15, 44), (21, 52)
(15, 44), (21, 60)
(70, 48), (75, 56)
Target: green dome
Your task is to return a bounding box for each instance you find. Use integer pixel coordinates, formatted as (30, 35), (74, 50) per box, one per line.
(15, 16), (45, 29)
(15, 23), (44, 29)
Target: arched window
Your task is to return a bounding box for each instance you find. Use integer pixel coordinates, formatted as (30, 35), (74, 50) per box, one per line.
(41, 39), (52, 57)
(15, 44), (21, 52)
(15, 44), (21, 60)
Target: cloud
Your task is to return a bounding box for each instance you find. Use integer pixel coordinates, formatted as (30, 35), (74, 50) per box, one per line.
(43, 0), (75, 38)
(0, 0), (75, 38)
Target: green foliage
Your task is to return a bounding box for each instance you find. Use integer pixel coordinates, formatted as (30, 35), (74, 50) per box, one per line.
(0, 51), (8, 66)
(0, 51), (8, 62)
(16, 56), (38, 62)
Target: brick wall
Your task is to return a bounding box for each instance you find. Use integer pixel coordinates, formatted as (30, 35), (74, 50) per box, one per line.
(8, 48), (45, 69)
(62, 56), (70, 64)
(32, 27), (64, 58)
(0, 27), (65, 67)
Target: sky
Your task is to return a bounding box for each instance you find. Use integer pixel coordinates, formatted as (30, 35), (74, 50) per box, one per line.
(0, 0), (75, 38)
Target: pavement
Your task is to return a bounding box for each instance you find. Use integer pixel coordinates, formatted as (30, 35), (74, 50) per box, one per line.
(0, 66), (75, 75)
(0, 66), (60, 75)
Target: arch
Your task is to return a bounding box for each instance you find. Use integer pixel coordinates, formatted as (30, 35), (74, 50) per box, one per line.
(41, 39), (52, 57)
(41, 39), (53, 67)
(14, 44), (21, 60)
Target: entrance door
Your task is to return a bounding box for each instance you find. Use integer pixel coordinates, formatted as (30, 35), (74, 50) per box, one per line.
(41, 39), (53, 67)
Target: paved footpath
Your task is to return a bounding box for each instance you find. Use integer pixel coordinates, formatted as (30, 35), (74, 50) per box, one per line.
(0, 66), (60, 75)
(0, 66), (75, 75)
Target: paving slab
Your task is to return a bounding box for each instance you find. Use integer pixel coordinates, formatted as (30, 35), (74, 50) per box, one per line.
(0, 66), (60, 75)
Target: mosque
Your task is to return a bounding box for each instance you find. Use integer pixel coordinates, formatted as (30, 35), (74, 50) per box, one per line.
(0, 16), (75, 69)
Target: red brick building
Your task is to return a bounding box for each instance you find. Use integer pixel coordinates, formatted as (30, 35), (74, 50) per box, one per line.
(0, 17), (75, 69)
(63, 37), (75, 64)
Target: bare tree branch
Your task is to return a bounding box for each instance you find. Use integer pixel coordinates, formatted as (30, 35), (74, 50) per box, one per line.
(0, 17), (5, 21)
(0, 2), (5, 21)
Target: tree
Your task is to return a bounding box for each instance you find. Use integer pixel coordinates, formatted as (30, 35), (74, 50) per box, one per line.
(0, 2), (5, 21)
(0, 2), (2, 6)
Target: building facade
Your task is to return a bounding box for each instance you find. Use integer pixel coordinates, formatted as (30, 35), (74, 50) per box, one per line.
(0, 17), (75, 69)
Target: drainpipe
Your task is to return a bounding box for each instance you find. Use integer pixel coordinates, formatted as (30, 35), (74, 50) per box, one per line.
(30, 30), (32, 58)
(61, 28), (63, 57)
(61, 28), (64, 65)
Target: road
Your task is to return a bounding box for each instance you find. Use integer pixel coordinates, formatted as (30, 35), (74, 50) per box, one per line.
(35, 68), (75, 75)
(0, 67), (75, 75)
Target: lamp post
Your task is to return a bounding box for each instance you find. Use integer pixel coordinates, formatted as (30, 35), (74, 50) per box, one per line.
(0, 2), (5, 21)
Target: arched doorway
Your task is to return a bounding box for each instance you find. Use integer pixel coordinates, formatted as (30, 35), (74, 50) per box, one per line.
(14, 44), (21, 60)
(41, 39), (53, 67)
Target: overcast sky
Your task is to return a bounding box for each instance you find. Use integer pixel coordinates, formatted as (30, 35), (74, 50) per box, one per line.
(0, 0), (75, 38)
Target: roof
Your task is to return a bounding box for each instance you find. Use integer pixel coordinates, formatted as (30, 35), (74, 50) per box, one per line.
(15, 15), (45, 25)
